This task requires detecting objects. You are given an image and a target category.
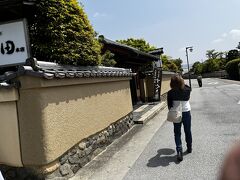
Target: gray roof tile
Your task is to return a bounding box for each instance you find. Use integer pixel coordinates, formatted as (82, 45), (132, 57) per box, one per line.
(0, 61), (135, 88)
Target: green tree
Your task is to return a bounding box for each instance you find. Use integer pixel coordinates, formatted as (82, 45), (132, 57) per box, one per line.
(28, 0), (102, 66)
(161, 55), (169, 71)
(191, 58), (226, 75)
(101, 50), (116, 67)
(116, 38), (156, 52)
(195, 63), (203, 75)
(117, 38), (183, 72)
(218, 52), (226, 59)
(190, 61), (203, 75)
(206, 49), (219, 59)
(117, 38), (157, 71)
(205, 59), (220, 72)
(172, 58), (183, 72)
(161, 55), (178, 72)
(225, 59), (240, 80)
(226, 50), (239, 62)
(196, 49), (227, 74)
(190, 61), (201, 73)
(215, 58), (226, 70)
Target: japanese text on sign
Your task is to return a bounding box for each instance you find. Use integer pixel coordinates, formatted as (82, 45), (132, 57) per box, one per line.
(0, 20), (29, 66)
(153, 68), (161, 100)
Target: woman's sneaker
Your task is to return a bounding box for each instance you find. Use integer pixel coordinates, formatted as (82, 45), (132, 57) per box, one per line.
(177, 151), (183, 161)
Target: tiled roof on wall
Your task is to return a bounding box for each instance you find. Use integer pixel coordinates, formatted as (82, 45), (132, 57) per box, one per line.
(0, 60), (135, 88)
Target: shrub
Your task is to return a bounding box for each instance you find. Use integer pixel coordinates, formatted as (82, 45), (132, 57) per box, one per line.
(225, 59), (240, 80)
(28, 0), (102, 66)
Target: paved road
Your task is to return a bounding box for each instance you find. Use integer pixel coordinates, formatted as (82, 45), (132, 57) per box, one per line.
(72, 78), (240, 180)
(123, 78), (240, 180)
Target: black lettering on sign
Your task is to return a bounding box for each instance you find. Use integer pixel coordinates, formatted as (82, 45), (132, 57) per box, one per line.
(153, 68), (161, 96)
(5, 41), (15, 54)
(1, 43), (4, 54)
(20, 47), (25, 52)
(0, 41), (25, 55)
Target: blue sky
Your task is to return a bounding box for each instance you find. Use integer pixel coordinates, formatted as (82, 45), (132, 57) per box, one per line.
(79, 0), (240, 64)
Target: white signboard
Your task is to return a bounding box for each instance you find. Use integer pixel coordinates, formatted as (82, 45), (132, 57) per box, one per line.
(0, 19), (30, 66)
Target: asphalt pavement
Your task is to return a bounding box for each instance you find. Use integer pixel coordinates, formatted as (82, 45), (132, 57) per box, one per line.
(72, 78), (240, 180)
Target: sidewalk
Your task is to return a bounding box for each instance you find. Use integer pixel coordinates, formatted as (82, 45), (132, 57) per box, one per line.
(70, 101), (168, 180)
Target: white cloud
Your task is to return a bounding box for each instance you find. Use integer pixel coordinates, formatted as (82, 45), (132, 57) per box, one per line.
(211, 29), (240, 44)
(221, 33), (227, 38)
(229, 29), (240, 39)
(93, 12), (106, 18)
(212, 38), (224, 44)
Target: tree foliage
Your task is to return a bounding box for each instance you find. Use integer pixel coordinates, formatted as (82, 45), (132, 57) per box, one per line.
(226, 50), (239, 62)
(116, 38), (156, 52)
(225, 59), (240, 80)
(171, 58), (183, 72)
(161, 55), (182, 72)
(206, 49), (220, 59)
(204, 59), (220, 72)
(117, 38), (183, 72)
(191, 61), (201, 74)
(101, 50), (116, 67)
(190, 43), (240, 80)
(28, 0), (102, 66)
(191, 50), (227, 75)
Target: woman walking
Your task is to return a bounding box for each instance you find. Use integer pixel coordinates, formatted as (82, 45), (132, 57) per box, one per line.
(167, 74), (192, 161)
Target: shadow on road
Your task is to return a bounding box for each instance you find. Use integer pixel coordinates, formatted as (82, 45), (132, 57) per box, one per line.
(147, 148), (188, 167)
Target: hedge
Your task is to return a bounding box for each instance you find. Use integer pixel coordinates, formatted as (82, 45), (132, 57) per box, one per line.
(225, 59), (240, 80)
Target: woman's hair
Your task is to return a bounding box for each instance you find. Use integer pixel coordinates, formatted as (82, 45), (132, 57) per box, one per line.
(170, 74), (185, 90)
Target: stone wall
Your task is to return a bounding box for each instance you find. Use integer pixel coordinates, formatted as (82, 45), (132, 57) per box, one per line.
(0, 113), (134, 180)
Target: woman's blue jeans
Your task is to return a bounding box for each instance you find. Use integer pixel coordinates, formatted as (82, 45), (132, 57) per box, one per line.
(173, 111), (192, 153)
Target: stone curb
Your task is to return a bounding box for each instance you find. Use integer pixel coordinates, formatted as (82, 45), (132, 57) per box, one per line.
(134, 101), (167, 124)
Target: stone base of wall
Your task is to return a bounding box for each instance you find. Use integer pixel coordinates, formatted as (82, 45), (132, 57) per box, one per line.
(0, 165), (44, 180)
(0, 113), (134, 180)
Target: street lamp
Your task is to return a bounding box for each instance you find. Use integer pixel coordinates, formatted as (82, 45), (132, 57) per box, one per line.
(186, 46), (193, 88)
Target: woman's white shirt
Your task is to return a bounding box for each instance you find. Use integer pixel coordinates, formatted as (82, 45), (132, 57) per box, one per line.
(171, 100), (191, 112)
